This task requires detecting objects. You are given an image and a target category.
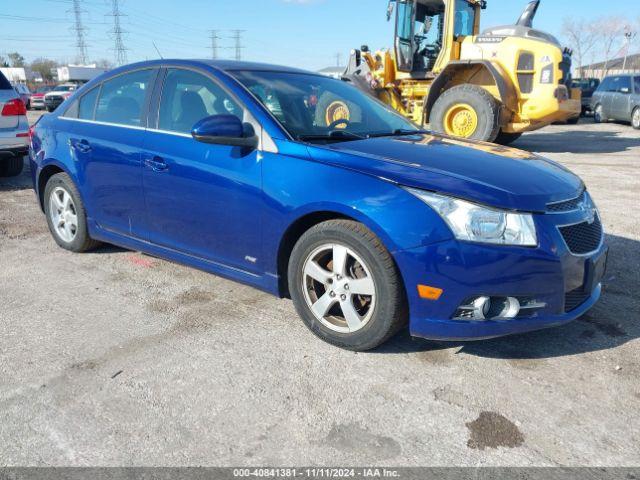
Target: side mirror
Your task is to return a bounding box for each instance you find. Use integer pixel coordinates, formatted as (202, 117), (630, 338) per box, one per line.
(620, 87), (631, 94)
(191, 114), (259, 149)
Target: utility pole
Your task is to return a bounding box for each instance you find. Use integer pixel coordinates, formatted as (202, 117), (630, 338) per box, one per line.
(108, 0), (128, 66)
(622, 29), (637, 73)
(335, 52), (342, 67)
(70, 0), (89, 65)
(230, 30), (245, 61)
(210, 30), (220, 60)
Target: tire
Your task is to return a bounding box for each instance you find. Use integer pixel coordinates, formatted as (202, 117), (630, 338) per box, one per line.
(47, 107), (55, 113)
(0, 156), (24, 178)
(594, 104), (606, 124)
(493, 130), (522, 146)
(43, 173), (100, 253)
(288, 219), (407, 351)
(566, 116), (580, 125)
(430, 84), (501, 142)
(632, 107), (640, 130)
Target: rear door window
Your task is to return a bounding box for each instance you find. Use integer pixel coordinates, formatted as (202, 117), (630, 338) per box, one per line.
(95, 69), (154, 127)
(79, 86), (101, 120)
(634, 77), (640, 94)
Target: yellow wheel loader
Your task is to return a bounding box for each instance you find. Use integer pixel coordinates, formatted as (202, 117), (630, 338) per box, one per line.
(340, 0), (581, 144)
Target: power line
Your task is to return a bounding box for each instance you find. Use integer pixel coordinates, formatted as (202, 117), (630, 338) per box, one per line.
(210, 30), (221, 60)
(230, 30), (245, 61)
(107, 0), (128, 66)
(69, 0), (89, 64)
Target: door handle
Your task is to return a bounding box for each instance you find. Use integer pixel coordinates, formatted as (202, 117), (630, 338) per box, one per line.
(71, 138), (92, 154)
(144, 156), (168, 172)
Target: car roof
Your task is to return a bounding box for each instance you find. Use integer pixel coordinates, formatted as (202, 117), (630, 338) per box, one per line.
(106, 59), (318, 77)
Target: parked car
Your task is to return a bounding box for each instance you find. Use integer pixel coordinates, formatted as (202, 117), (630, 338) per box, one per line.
(30, 85), (54, 110)
(571, 78), (600, 116)
(30, 60), (608, 350)
(0, 71), (29, 177)
(44, 83), (79, 112)
(591, 74), (640, 129)
(12, 83), (32, 109)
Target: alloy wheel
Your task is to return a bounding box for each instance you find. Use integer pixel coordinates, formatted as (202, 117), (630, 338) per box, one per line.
(633, 109), (640, 129)
(595, 105), (603, 123)
(302, 243), (376, 333)
(49, 187), (78, 243)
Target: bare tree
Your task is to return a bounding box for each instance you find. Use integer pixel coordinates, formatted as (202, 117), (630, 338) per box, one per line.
(30, 58), (58, 81)
(593, 17), (627, 78)
(7, 52), (26, 68)
(563, 18), (599, 78)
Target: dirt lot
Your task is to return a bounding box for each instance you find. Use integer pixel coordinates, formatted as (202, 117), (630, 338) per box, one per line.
(0, 112), (638, 466)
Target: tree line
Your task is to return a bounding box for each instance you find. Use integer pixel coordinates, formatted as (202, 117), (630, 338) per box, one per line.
(563, 16), (640, 78)
(0, 52), (114, 82)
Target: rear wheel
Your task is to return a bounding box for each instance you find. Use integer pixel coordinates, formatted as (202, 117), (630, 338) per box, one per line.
(431, 85), (501, 142)
(0, 156), (24, 178)
(288, 220), (407, 351)
(493, 130), (522, 146)
(44, 173), (100, 253)
(632, 107), (640, 130)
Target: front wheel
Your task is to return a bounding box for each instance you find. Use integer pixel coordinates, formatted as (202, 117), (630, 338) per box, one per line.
(44, 173), (101, 252)
(594, 104), (605, 124)
(632, 107), (640, 130)
(430, 85), (501, 142)
(288, 220), (407, 351)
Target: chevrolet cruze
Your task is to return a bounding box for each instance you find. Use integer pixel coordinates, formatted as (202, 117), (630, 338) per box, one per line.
(29, 60), (608, 350)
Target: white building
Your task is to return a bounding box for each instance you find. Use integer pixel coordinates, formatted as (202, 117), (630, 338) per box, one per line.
(0, 67), (28, 83)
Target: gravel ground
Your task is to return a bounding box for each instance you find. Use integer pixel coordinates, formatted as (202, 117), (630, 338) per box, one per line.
(0, 112), (638, 466)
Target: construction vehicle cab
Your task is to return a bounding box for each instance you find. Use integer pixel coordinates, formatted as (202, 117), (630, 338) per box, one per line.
(342, 0), (581, 144)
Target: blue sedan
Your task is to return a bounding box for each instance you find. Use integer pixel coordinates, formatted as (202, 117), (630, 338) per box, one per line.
(29, 60), (607, 350)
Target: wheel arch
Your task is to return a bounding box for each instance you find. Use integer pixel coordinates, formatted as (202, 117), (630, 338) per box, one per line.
(424, 60), (517, 124)
(275, 206), (401, 299)
(37, 162), (69, 212)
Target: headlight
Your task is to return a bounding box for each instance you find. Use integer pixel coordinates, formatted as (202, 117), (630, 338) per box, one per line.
(406, 188), (537, 247)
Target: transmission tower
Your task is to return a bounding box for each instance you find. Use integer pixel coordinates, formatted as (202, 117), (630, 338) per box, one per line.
(210, 30), (221, 60)
(108, 0), (128, 66)
(70, 0), (89, 65)
(230, 30), (245, 61)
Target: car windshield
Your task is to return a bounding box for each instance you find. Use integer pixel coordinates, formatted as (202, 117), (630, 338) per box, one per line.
(36, 86), (53, 93)
(232, 70), (419, 142)
(53, 85), (75, 92)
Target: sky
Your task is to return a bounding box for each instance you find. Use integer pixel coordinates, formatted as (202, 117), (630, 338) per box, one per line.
(1, 0), (639, 71)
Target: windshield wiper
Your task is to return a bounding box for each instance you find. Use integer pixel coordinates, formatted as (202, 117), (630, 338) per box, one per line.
(298, 130), (366, 143)
(367, 129), (425, 138)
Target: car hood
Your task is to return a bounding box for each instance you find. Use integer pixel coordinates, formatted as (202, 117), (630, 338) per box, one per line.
(306, 133), (583, 212)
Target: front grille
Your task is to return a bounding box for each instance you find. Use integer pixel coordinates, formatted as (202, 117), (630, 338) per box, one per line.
(559, 217), (603, 254)
(547, 192), (585, 212)
(565, 288), (590, 312)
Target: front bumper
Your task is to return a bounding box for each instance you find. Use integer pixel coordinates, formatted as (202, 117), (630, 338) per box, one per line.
(44, 96), (65, 111)
(31, 97), (45, 109)
(393, 210), (607, 341)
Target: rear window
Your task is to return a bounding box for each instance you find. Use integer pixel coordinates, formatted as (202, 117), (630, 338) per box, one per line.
(0, 71), (12, 90)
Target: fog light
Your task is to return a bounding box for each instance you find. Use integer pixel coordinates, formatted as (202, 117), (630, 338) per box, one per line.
(454, 296), (524, 321)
